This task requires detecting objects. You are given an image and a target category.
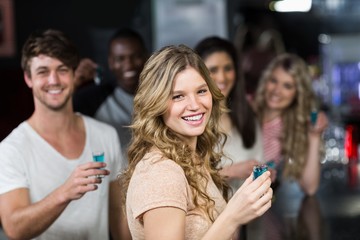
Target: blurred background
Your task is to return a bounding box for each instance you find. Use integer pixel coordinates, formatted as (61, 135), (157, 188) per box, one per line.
(2, 0), (360, 238)
(2, 0), (360, 164)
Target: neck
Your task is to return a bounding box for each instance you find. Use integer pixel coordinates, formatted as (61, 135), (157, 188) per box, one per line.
(28, 106), (79, 137)
(264, 108), (282, 122)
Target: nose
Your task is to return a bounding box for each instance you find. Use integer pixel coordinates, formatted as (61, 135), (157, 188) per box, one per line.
(187, 95), (200, 110)
(48, 71), (60, 84)
(123, 56), (135, 70)
(273, 83), (282, 94)
(214, 70), (226, 83)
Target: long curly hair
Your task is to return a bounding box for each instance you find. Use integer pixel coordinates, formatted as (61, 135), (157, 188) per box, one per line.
(255, 53), (317, 179)
(120, 44), (229, 222)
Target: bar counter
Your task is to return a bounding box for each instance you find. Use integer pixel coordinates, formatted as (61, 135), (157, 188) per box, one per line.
(245, 162), (360, 240)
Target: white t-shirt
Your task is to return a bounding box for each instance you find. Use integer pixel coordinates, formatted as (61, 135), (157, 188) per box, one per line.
(221, 124), (264, 191)
(0, 115), (123, 240)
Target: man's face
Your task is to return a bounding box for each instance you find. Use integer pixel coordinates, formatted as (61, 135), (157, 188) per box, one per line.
(24, 54), (74, 112)
(108, 38), (147, 95)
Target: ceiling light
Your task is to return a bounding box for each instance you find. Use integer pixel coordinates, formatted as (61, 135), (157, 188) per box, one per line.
(269, 0), (312, 12)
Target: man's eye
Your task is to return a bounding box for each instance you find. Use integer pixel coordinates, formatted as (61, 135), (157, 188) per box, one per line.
(59, 68), (69, 73)
(37, 70), (48, 76)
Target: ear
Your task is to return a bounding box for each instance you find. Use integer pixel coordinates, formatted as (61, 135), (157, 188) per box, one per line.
(24, 72), (33, 88)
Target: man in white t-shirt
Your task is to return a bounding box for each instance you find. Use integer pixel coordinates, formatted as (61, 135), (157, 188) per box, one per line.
(0, 29), (131, 240)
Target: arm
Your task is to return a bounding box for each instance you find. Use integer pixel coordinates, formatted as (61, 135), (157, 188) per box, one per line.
(203, 172), (272, 240)
(299, 111), (328, 195)
(220, 159), (259, 180)
(143, 207), (186, 240)
(109, 180), (132, 240)
(142, 172), (272, 240)
(0, 161), (108, 240)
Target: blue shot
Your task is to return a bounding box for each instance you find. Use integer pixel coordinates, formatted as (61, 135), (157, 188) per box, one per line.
(253, 165), (268, 180)
(92, 151), (104, 163)
(94, 66), (103, 85)
(266, 160), (276, 169)
(310, 110), (318, 126)
(92, 151), (105, 178)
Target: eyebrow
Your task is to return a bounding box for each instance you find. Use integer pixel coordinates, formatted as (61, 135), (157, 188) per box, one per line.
(172, 83), (208, 94)
(34, 64), (67, 72)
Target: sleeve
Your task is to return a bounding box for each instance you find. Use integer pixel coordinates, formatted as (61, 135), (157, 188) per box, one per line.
(0, 141), (28, 194)
(128, 160), (188, 220)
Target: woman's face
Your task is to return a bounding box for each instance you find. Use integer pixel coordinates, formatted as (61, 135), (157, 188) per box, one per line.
(162, 67), (212, 148)
(203, 51), (235, 98)
(264, 66), (297, 113)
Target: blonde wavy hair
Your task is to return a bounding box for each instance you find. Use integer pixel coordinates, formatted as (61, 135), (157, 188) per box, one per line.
(255, 53), (318, 179)
(120, 44), (228, 222)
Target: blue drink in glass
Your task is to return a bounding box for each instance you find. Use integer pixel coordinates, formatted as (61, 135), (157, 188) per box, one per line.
(92, 151), (105, 178)
(93, 151), (104, 163)
(310, 110), (318, 125)
(253, 165), (268, 180)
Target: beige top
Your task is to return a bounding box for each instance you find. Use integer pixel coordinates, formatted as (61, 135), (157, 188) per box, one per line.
(126, 150), (227, 240)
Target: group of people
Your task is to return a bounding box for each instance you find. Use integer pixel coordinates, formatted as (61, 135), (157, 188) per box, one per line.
(0, 26), (328, 240)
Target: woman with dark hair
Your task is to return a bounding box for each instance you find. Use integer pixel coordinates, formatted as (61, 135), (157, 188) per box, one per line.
(195, 36), (268, 192)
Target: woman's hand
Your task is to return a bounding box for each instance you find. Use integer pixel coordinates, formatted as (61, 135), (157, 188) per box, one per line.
(309, 111), (328, 136)
(224, 171), (273, 225)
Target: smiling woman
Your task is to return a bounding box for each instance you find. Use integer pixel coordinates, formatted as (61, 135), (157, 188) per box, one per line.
(162, 67), (213, 149)
(254, 53), (328, 196)
(120, 44), (273, 240)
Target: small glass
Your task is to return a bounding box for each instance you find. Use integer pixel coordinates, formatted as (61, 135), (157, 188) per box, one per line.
(310, 109), (318, 126)
(253, 164), (268, 180)
(94, 66), (103, 85)
(92, 150), (105, 178)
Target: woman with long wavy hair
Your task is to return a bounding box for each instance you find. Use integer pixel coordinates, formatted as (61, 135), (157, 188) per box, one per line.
(120, 44), (272, 240)
(254, 53), (328, 196)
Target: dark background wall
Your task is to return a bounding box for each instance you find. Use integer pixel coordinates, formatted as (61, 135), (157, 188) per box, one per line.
(1, 0), (360, 140)
(0, 0), (151, 140)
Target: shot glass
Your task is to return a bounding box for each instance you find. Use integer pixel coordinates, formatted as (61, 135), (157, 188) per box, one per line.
(310, 109), (318, 126)
(92, 150), (105, 178)
(253, 164), (268, 180)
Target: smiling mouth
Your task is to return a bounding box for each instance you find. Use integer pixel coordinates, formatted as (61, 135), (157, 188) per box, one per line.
(47, 89), (62, 94)
(182, 114), (203, 121)
(124, 71), (137, 78)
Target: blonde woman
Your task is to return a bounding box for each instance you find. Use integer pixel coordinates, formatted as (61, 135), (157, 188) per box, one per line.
(121, 45), (273, 240)
(255, 53), (328, 196)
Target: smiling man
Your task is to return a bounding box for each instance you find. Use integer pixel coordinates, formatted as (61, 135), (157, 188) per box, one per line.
(73, 28), (149, 158)
(0, 29), (130, 240)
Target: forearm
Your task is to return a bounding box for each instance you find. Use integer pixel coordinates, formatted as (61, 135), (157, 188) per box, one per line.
(219, 161), (257, 180)
(299, 136), (321, 195)
(202, 210), (238, 240)
(2, 188), (69, 240)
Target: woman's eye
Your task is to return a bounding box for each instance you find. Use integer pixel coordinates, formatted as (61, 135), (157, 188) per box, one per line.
(269, 77), (277, 83)
(224, 65), (234, 72)
(172, 95), (183, 100)
(284, 83), (294, 90)
(198, 89), (208, 94)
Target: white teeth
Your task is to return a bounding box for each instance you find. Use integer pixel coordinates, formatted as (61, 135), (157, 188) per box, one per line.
(48, 89), (62, 94)
(183, 114), (202, 121)
(124, 71), (136, 78)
